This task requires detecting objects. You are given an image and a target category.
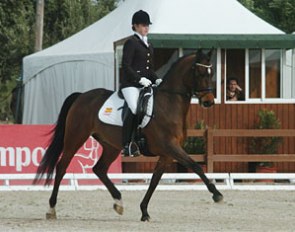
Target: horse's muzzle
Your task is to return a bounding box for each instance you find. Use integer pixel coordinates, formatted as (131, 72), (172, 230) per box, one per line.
(202, 100), (214, 108)
(199, 93), (215, 108)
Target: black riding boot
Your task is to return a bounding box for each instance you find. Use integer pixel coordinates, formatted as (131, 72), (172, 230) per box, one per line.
(122, 109), (140, 156)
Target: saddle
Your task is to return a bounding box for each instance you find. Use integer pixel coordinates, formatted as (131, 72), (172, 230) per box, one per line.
(98, 87), (155, 155)
(121, 87), (153, 126)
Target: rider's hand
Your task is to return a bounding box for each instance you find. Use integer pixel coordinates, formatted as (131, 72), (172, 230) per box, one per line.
(139, 77), (152, 87)
(155, 79), (162, 86)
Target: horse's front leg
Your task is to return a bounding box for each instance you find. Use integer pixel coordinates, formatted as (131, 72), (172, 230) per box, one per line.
(168, 143), (223, 203)
(140, 156), (172, 221)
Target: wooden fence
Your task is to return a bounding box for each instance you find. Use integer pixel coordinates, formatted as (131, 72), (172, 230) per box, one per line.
(122, 129), (295, 172)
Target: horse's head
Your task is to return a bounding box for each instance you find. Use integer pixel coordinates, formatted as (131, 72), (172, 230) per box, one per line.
(159, 49), (215, 108)
(192, 49), (215, 108)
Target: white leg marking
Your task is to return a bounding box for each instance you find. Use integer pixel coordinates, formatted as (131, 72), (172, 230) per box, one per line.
(46, 207), (57, 219)
(114, 199), (123, 207)
(113, 199), (124, 215)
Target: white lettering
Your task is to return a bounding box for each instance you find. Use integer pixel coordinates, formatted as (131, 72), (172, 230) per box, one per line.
(32, 147), (46, 166)
(16, 147), (31, 171)
(0, 146), (46, 172)
(0, 147), (15, 166)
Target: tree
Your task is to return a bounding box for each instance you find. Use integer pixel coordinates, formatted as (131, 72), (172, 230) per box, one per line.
(0, 1), (35, 83)
(43, 0), (117, 48)
(0, 1), (35, 122)
(268, 0), (295, 33)
(238, 0), (295, 33)
(0, 0), (117, 122)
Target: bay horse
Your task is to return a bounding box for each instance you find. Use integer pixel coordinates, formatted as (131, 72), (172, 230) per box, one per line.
(34, 49), (223, 221)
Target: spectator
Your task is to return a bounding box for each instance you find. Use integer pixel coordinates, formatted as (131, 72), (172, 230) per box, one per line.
(226, 77), (245, 101)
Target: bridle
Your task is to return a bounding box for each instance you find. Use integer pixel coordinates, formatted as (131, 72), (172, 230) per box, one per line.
(192, 61), (213, 96)
(159, 54), (214, 99)
(195, 63), (212, 74)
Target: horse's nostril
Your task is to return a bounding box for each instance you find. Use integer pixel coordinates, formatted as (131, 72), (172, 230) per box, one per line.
(203, 101), (213, 108)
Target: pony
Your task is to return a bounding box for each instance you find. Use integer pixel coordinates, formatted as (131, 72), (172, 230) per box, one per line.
(34, 49), (223, 221)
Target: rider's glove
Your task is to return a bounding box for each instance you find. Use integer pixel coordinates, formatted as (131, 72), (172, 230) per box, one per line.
(155, 79), (162, 86)
(139, 77), (152, 87)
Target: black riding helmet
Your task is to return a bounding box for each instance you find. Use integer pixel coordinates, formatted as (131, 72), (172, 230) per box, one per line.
(132, 10), (152, 25)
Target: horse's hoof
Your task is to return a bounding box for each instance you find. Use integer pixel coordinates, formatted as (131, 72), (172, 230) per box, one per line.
(46, 207), (57, 219)
(113, 203), (124, 215)
(141, 214), (150, 222)
(212, 194), (224, 203)
(46, 212), (57, 219)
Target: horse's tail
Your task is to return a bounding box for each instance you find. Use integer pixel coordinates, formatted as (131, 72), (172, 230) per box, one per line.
(33, 92), (81, 185)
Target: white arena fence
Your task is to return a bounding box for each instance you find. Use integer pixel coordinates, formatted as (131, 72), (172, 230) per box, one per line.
(0, 173), (295, 191)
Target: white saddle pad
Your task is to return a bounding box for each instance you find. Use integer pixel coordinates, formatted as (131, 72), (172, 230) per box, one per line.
(98, 91), (153, 128)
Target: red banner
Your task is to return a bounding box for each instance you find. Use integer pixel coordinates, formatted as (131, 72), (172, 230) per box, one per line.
(0, 125), (121, 184)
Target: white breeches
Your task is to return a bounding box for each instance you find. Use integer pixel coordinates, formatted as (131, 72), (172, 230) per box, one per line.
(121, 87), (140, 115)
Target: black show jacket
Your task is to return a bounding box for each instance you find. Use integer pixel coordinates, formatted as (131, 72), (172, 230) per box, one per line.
(120, 34), (158, 89)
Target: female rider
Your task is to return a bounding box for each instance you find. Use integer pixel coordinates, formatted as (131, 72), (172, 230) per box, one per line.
(120, 10), (162, 156)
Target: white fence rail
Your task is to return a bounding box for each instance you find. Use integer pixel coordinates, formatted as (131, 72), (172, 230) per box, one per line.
(0, 173), (295, 191)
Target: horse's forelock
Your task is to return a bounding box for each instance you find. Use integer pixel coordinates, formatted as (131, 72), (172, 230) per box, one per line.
(195, 50), (210, 63)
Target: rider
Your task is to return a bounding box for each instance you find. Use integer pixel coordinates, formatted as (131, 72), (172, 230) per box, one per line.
(120, 10), (162, 156)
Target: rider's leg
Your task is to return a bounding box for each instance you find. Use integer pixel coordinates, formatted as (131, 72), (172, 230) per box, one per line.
(122, 108), (139, 156)
(121, 87), (140, 156)
(121, 87), (140, 115)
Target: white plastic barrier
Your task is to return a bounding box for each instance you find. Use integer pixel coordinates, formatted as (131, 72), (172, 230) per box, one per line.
(0, 173), (294, 191)
(229, 173), (295, 190)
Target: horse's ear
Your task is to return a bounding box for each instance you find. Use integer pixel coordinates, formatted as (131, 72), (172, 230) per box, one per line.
(197, 49), (203, 55)
(196, 49), (203, 60)
(207, 47), (214, 59)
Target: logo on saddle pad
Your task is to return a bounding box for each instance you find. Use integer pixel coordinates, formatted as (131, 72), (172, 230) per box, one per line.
(98, 89), (154, 128)
(103, 107), (113, 115)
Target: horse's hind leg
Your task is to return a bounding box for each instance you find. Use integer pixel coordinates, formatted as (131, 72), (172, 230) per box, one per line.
(92, 141), (122, 215)
(47, 132), (90, 219)
(140, 156), (173, 221)
(46, 153), (73, 219)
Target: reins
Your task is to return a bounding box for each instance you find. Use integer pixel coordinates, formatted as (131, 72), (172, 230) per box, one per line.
(158, 88), (192, 99)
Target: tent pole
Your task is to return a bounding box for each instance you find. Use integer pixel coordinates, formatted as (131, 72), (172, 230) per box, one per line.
(35, 0), (44, 52)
